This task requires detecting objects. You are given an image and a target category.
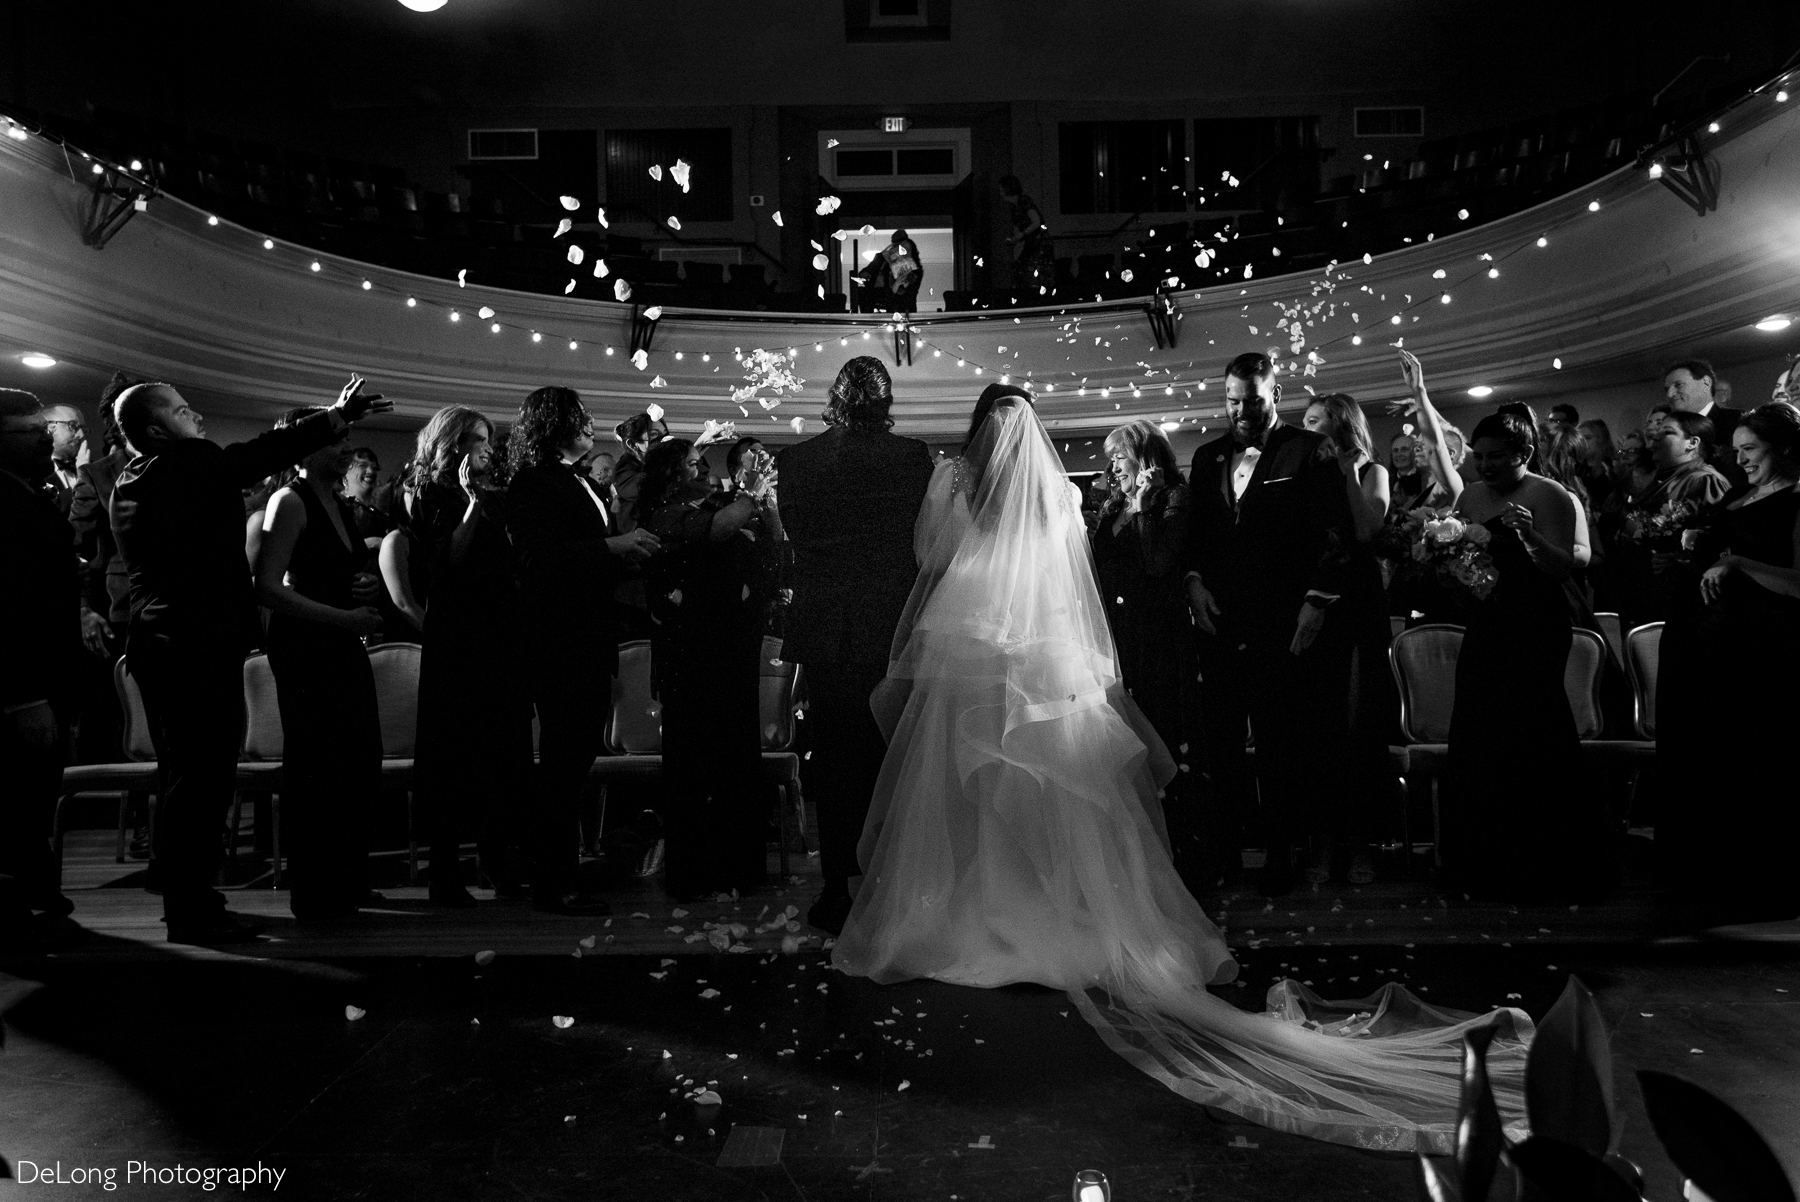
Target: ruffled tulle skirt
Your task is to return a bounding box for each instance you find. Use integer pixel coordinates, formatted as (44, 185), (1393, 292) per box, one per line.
(830, 628), (1532, 1153)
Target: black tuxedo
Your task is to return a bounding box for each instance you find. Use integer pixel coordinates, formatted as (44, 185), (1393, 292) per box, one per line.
(110, 413), (344, 924)
(0, 468), (82, 918)
(506, 461), (625, 902)
(777, 426), (934, 884)
(1183, 422), (1357, 876)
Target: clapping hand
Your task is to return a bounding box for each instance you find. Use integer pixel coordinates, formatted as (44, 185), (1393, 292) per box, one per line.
(737, 449), (779, 504)
(331, 374), (392, 424)
(351, 571), (384, 604)
(1131, 464), (1163, 508)
(457, 453), (480, 506)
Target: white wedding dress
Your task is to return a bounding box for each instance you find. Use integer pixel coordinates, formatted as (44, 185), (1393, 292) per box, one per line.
(830, 399), (1533, 1152)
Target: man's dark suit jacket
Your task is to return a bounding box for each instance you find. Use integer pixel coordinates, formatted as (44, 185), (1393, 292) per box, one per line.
(1182, 422), (1353, 649)
(68, 446), (131, 625)
(1705, 404), (1747, 486)
(111, 413), (343, 657)
(505, 461), (624, 679)
(777, 426), (935, 670)
(0, 469), (82, 714)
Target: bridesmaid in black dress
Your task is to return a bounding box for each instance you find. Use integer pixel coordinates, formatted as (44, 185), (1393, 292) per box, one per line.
(254, 407), (385, 919)
(1657, 401), (1800, 925)
(408, 407), (535, 906)
(1092, 420), (1194, 766)
(1443, 408), (1605, 901)
(641, 436), (783, 899)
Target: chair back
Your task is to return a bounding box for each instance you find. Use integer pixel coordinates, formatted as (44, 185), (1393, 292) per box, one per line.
(115, 657), (156, 762)
(1564, 627), (1606, 740)
(607, 639), (662, 755)
(759, 635), (803, 752)
(1594, 611), (1624, 668)
(1624, 622), (1662, 740)
(241, 653), (284, 760)
(1390, 624), (1463, 743)
(367, 641), (422, 758)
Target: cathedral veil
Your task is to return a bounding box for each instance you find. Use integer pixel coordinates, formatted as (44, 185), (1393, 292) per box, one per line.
(836, 396), (1531, 1153)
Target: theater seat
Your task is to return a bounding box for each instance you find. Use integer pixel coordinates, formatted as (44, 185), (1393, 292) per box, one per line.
(366, 642), (423, 880)
(54, 657), (161, 882)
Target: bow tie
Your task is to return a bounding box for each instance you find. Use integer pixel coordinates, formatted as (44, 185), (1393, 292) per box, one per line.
(1232, 433), (1268, 452)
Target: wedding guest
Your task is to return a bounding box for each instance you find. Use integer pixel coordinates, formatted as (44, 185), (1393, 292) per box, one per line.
(778, 357), (934, 932)
(1576, 419), (1618, 513)
(111, 377), (389, 943)
(505, 386), (659, 916)
(610, 411), (669, 534)
(586, 450), (616, 493)
(1656, 400), (1800, 927)
(1547, 402), (1579, 432)
(1664, 358), (1745, 485)
(641, 435), (783, 899)
(1541, 423), (1634, 731)
(377, 522), (427, 640)
(1388, 431), (1430, 510)
(1093, 419), (1196, 771)
(1300, 391), (1396, 884)
(1774, 357), (1797, 406)
(42, 403), (88, 517)
(1616, 409), (1730, 630)
(340, 447), (390, 562)
(66, 378), (137, 766)
(726, 436), (765, 485)
(999, 175), (1054, 296)
(409, 406), (533, 906)
(1442, 407), (1604, 901)
(0, 389), (83, 951)
(1382, 353), (1468, 621)
(254, 407), (385, 920)
(1183, 352), (1356, 896)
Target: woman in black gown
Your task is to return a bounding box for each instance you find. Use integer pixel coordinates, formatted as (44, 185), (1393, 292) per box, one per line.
(641, 436), (784, 899)
(254, 407), (385, 919)
(1092, 419), (1194, 764)
(1656, 401), (1800, 926)
(409, 406), (535, 906)
(1443, 408), (1605, 901)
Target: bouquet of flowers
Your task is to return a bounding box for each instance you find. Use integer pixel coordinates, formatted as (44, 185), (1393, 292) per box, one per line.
(1371, 506), (1427, 564)
(1410, 510), (1499, 602)
(1618, 497), (1702, 551)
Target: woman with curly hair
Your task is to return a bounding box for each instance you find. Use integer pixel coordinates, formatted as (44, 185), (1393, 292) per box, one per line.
(409, 405), (533, 907)
(640, 434), (783, 898)
(505, 387), (659, 915)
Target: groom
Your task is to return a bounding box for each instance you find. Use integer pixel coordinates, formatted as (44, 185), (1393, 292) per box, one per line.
(1183, 352), (1355, 896)
(778, 357), (935, 933)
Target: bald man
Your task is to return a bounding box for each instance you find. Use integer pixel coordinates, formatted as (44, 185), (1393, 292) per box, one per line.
(111, 378), (391, 944)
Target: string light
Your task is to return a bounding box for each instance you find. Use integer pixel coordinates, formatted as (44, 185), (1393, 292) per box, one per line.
(532, 332), (542, 343)
(406, 297), (417, 307)
(262, 239), (274, 250)
(361, 279), (372, 290)
(206, 215), (219, 226)
(310, 260), (322, 272)
(449, 311), (460, 322)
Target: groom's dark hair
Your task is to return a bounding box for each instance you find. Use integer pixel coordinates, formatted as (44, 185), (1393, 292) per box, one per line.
(1224, 352), (1276, 384)
(823, 357), (895, 433)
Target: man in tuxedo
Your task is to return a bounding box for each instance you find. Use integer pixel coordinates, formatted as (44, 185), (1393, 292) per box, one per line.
(505, 387), (659, 916)
(778, 357), (934, 933)
(0, 389), (85, 951)
(111, 377), (391, 944)
(1664, 358), (1745, 485)
(43, 404), (89, 518)
(1183, 352), (1355, 896)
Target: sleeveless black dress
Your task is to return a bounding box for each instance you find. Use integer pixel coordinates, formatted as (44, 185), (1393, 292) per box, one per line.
(1657, 485), (1800, 922)
(1091, 484), (1196, 767)
(1442, 517), (1604, 901)
(264, 483), (379, 917)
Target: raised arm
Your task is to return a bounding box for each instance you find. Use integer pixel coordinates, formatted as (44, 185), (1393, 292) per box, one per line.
(1396, 351), (1464, 505)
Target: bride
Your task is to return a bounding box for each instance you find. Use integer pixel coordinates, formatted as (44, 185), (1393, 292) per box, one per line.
(831, 384), (1532, 1152)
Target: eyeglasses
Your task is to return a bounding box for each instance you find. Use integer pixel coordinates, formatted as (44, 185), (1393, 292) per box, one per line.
(43, 419), (82, 430)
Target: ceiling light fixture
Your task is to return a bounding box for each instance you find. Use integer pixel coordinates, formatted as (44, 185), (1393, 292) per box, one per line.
(396, 0), (448, 10)
(1467, 385), (1494, 398)
(20, 353), (56, 369)
(1755, 315), (1792, 332)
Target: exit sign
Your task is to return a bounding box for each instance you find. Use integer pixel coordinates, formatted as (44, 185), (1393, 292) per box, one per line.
(882, 117), (910, 134)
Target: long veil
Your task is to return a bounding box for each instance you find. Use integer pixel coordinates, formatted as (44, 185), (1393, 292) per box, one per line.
(836, 399), (1531, 1153)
